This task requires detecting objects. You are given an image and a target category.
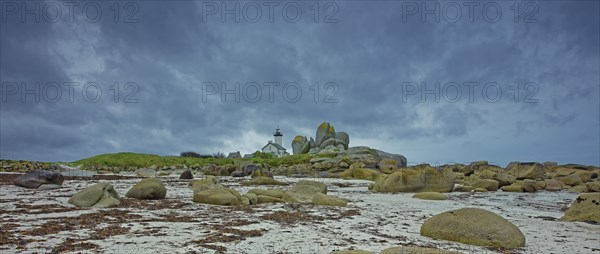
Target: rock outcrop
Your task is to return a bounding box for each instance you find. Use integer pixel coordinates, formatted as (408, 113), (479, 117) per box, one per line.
(292, 122), (350, 155)
(372, 164), (455, 193)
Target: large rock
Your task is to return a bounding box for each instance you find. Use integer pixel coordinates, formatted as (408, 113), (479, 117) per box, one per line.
(461, 161), (489, 176)
(125, 178), (167, 200)
(560, 193), (600, 223)
(292, 135), (310, 155)
(472, 179), (499, 191)
(507, 162), (545, 180)
(420, 208), (526, 248)
(557, 175), (582, 186)
(475, 167), (514, 187)
(372, 164), (455, 193)
(373, 149), (407, 168)
(312, 193), (347, 207)
(193, 188), (242, 206)
(544, 179), (563, 191)
(315, 122), (336, 148)
(191, 176), (222, 193)
(501, 182), (524, 192)
(282, 180), (327, 203)
(335, 132), (350, 150)
(13, 170), (65, 189)
(68, 182), (120, 208)
(179, 169), (193, 179)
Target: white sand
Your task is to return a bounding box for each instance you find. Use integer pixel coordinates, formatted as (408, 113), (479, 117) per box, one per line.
(1, 176), (599, 253)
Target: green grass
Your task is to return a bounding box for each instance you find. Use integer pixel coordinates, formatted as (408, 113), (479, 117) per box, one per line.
(71, 152), (317, 168)
(71, 152), (233, 168)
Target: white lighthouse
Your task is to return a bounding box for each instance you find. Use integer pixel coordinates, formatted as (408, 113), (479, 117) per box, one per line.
(260, 127), (288, 158)
(274, 128), (283, 146)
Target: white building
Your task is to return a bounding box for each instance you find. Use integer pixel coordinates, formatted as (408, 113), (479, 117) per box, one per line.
(261, 128), (288, 158)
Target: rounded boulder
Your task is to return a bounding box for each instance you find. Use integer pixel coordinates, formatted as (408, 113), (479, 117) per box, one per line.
(420, 208), (526, 248)
(125, 178), (167, 200)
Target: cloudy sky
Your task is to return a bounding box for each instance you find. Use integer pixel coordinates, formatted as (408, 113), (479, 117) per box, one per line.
(1, 1), (598, 167)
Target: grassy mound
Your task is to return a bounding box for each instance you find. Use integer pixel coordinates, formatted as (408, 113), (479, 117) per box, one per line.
(71, 152), (316, 169)
(72, 152), (233, 168)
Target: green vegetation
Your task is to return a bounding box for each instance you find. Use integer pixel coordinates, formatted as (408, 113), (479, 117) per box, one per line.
(71, 152), (317, 169)
(72, 152), (233, 168)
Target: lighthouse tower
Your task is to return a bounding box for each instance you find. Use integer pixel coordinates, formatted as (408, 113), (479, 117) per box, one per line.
(273, 128), (283, 146)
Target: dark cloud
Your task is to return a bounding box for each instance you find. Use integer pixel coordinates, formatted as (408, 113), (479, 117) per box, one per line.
(1, 1), (598, 166)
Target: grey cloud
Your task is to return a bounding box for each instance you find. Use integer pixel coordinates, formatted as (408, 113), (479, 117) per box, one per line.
(1, 1), (598, 165)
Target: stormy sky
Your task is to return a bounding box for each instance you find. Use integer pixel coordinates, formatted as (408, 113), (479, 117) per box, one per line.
(1, 1), (598, 167)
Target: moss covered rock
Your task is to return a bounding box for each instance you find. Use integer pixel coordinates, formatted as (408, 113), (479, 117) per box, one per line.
(125, 178), (166, 200)
(472, 179), (499, 191)
(420, 208), (525, 248)
(193, 188), (242, 206)
(312, 193), (348, 206)
(560, 193), (600, 223)
(292, 135), (310, 155)
(69, 182), (120, 208)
